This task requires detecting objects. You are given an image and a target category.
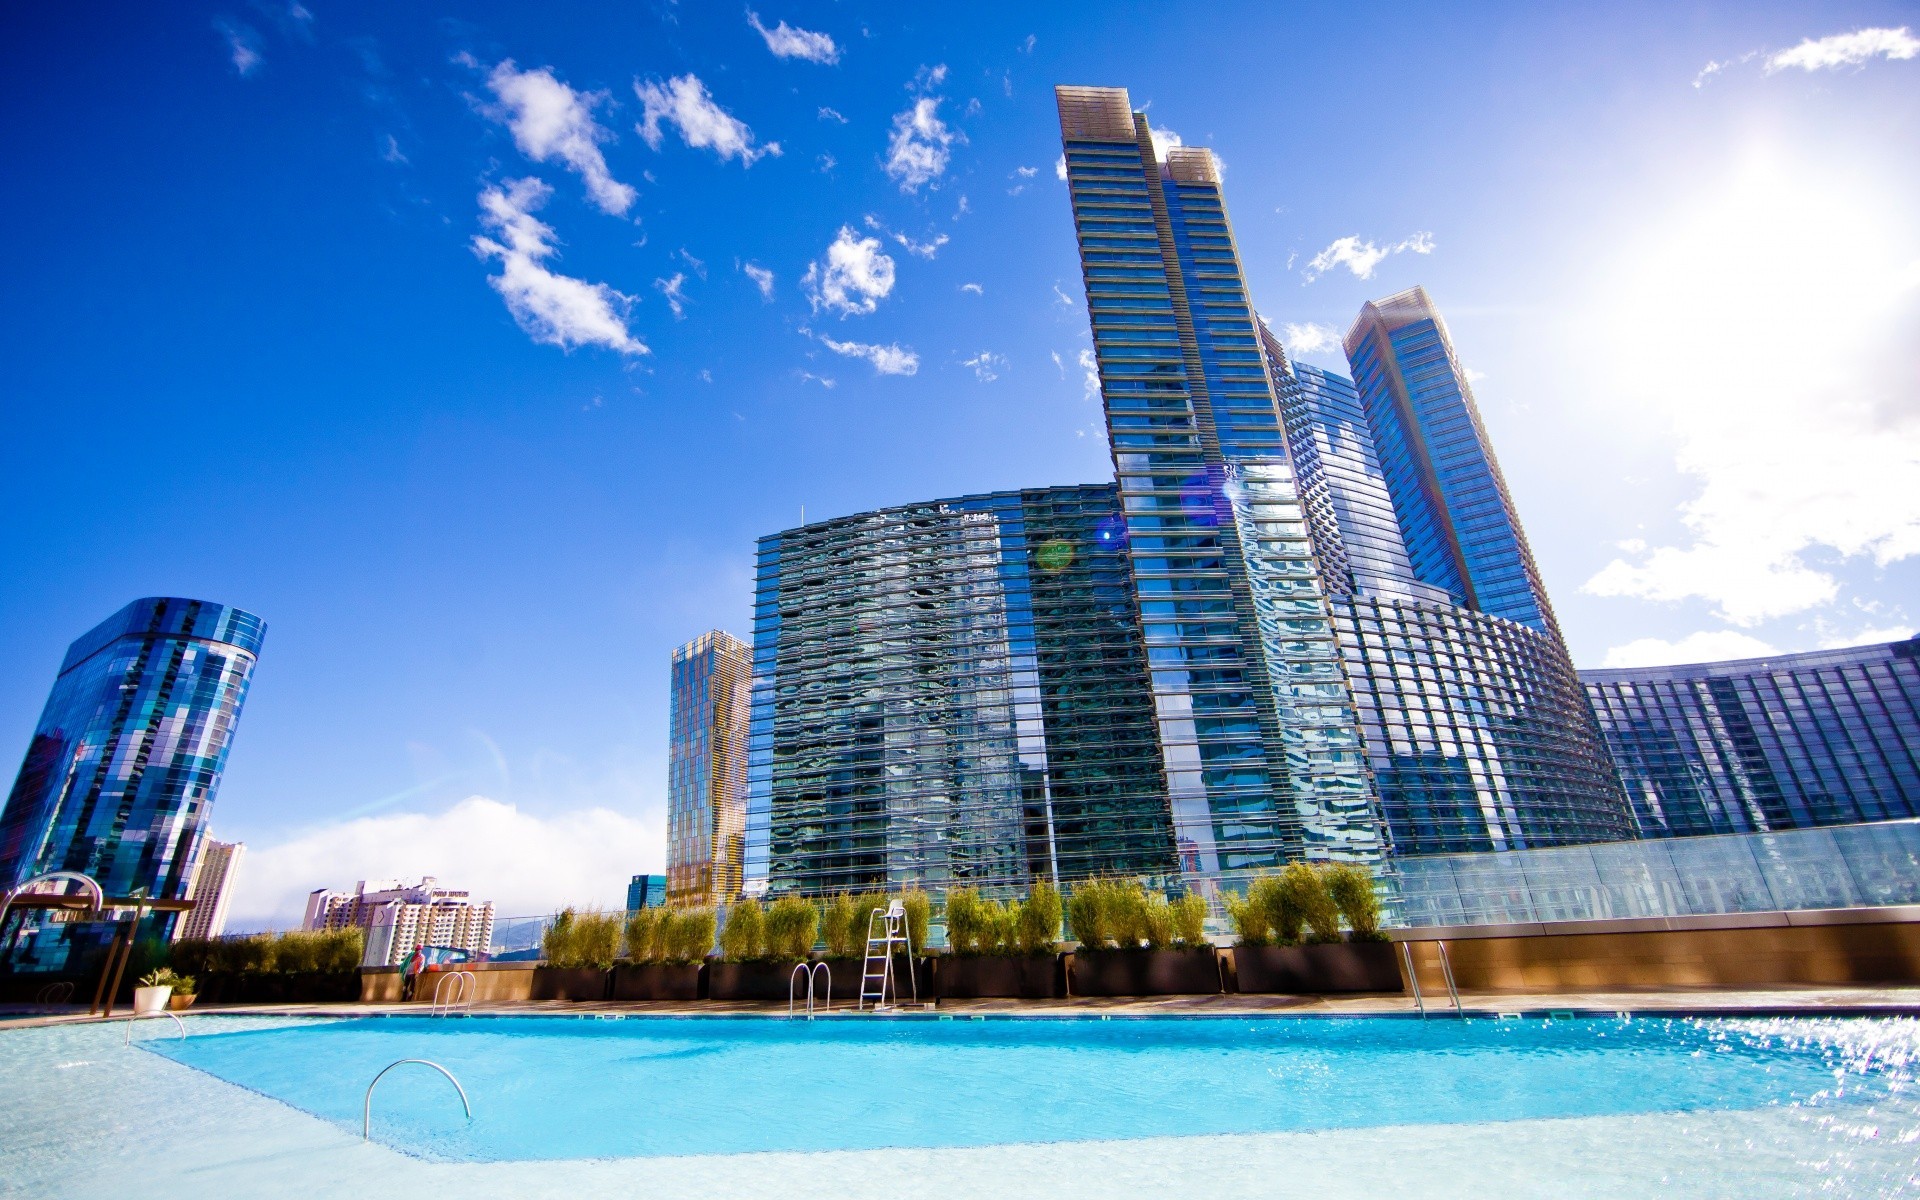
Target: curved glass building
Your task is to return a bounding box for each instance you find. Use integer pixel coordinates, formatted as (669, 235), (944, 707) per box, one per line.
(1, 597), (263, 942)
(1583, 637), (1920, 837)
(744, 485), (1176, 897)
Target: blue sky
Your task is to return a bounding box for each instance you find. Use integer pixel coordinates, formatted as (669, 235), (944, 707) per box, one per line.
(2, 3), (1916, 924)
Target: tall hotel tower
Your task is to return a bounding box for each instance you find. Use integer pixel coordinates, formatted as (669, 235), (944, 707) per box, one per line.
(0, 598), (263, 954)
(666, 630), (751, 905)
(1056, 86), (1379, 880)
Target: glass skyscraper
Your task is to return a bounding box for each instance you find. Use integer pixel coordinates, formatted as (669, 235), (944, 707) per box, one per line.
(744, 485), (1176, 897)
(0, 597), (263, 949)
(1056, 85), (1380, 884)
(666, 630), (750, 906)
(1583, 637), (1920, 837)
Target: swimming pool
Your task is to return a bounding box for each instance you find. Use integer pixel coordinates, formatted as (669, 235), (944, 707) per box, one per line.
(5, 1013), (1918, 1197)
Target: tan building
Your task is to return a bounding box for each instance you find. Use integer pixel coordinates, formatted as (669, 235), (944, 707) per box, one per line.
(666, 630), (750, 905)
(303, 877), (495, 966)
(173, 839), (244, 941)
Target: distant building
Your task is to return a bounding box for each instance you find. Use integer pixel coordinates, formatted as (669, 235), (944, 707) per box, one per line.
(174, 839), (244, 941)
(303, 877), (495, 966)
(1583, 637), (1920, 837)
(667, 631), (751, 906)
(627, 873), (666, 910)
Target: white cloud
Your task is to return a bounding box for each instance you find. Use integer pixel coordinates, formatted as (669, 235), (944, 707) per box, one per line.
(885, 96), (959, 192)
(962, 351), (1005, 382)
(865, 215), (948, 259)
(380, 134), (407, 165)
(1303, 231), (1435, 282)
(214, 19), (264, 76)
(1147, 125), (1183, 159)
(1766, 26), (1918, 72)
(1600, 630), (1779, 669)
(471, 178), (647, 355)
(818, 106), (848, 123)
(1693, 59), (1730, 89)
(748, 11), (840, 64)
(654, 272), (688, 318)
(1078, 348), (1099, 399)
(1580, 149), (1920, 626)
(227, 796), (660, 928)
(797, 371), (836, 389)
(803, 226), (896, 316)
(1055, 154), (1067, 181)
(1279, 321), (1342, 357)
(483, 61), (635, 216)
(959, 282), (983, 295)
(1052, 283), (1077, 309)
(635, 75), (778, 166)
(1015, 165), (1038, 178)
(742, 261), (775, 299)
(821, 336), (919, 375)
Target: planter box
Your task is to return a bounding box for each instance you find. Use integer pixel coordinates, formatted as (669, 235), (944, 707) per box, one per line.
(1232, 941), (1402, 994)
(134, 985), (172, 1014)
(611, 962), (705, 1001)
(810, 957), (930, 1004)
(195, 971), (361, 1004)
(936, 954), (1064, 999)
(529, 966), (611, 1001)
(1069, 948), (1221, 997)
(706, 960), (807, 1002)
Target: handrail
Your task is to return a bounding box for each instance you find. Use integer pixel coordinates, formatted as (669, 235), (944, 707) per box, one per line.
(124, 1011), (187, 1044)
(1400, 942), (1426, 1018)
(1435, 940), (1464, 1016)
(363, 1058), (472, 1141)
(430, 970), (475, 1016)
(789, 961), (832, 1019)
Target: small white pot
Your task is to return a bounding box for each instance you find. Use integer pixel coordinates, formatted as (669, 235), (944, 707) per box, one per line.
(133, 985), (172, 1015)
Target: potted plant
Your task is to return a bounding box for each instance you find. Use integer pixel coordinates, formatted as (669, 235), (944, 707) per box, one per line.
(613, 906), (715, 1000)
(134, 967), (182, 1014)
(167, 972), (198, 1010)
(936, 882), (1065, 999)
(1067, 880), (1220, 996)
(531, 908), (619, 1000)
(1231, 862), (1402, 994)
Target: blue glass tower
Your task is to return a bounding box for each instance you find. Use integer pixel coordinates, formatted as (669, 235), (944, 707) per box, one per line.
(1057, 86), (1379, 882)
(0, 598), (264, 905)
(1343, 287), (1561, 640)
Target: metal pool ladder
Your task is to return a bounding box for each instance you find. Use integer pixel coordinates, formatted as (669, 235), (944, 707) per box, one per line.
(124, 1011), (187, 1044)
(364, 1059), (472, 1141)
(857, 900), (917, 1012)
(1399, 940), (1464, 1018)
(789, 961), (831, 1019)
(430, 970), (476, 1016)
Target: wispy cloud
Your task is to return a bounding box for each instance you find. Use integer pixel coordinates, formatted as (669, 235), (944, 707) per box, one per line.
(748, 11), (840, 64)
(654, 272), (689, 318)
(742, 261), (775, 299)
(864, 215), (947, 259)
(1077, 348), (1099, 399)
(962, 351), (1005, 382)
(803, 226), (896, 316)
(1302, 231), (1434, 282)
(1600, 630), (1778, 669)
(821, 335), (919, 376)
(481, 61), (635, 217)
(885, 72), (960, 193)
(1766, 26), (1918, 72)
(818, 106), (848, 123)
(1278, 321), (1343, 357)
(959, 282), (983, 295)
(635, 75), (779, 166)
(797, 371), (836, 390)
(213, 18), (265, 76)
(471, 178), (647, 355)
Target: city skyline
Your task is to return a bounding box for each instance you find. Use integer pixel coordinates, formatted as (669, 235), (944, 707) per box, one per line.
(2, 3), (1915, 925)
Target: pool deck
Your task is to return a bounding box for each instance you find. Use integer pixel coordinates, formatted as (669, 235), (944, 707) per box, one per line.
(7, 982), (1920, 1027)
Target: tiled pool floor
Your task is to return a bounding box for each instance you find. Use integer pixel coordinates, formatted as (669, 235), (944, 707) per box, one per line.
(4, 1015), (1916, 1199)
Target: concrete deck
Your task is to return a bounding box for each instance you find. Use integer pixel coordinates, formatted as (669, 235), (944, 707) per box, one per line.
(7, 983), (1920, 1028)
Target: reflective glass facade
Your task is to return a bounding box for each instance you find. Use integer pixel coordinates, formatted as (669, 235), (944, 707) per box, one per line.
(1336, 596), (1636, 854)
(745, 485), (1176, 897)
(1057, 86), (1379, 880)
(666, 630), (750, 906)
(0, 597), (263, 902)
(1582, 638), (1920, 837)
(1343, 288), (1560, 640)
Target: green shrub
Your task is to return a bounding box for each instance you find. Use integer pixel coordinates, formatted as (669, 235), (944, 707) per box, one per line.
(903, 889), (931, 953)
(1140, 892), (1175, 949)
(1108, 881), (1148, 949)
(1016, 881), (1062, 956)
(1170, 891), (1208, 947)
(764, 895), (819, 960)
(625, 908), (666, 964)
(1250, 875), (1295, 945)
(1068, 878), (1153, 950)
(543, 909), (577, 965)
(945, 887), (986, 955)
(853, 891), (889, 945)
(138, 967), (194, 993)
(1323, 863), (1384, 940)
(320, 927), (366, 972)
(1224, 891), (1269, 946)
(665, 907), (716, 963)
(822, 893), (861, 958)
(275, 930), (322, 973)
(169, 937), (210, 977)
(1277, 862), (1341, 944)
(719, 898), (766, 962)
(545, 908), (620, 969)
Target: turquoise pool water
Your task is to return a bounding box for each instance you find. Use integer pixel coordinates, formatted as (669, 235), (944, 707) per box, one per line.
(144, 1014), (1917, 1163)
